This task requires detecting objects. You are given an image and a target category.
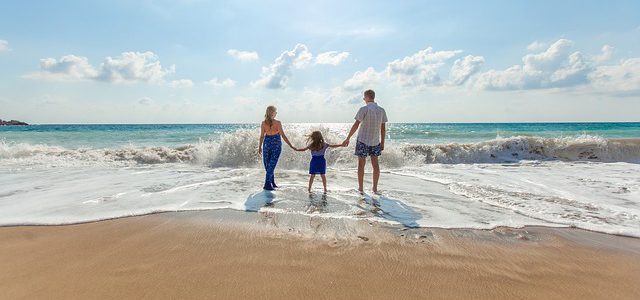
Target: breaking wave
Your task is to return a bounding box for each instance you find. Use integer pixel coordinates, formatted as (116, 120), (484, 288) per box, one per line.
(1, 129), (639, 167)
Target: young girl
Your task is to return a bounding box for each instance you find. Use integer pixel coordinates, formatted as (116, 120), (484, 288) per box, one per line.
(294, 131), (343, 193)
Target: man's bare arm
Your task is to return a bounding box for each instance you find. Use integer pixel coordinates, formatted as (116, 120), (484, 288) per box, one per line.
(342, 120), (360, 146)
(380, 122), (386, 151)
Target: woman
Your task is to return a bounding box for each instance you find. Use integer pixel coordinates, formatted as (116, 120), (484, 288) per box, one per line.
(258, 106), (295, 190)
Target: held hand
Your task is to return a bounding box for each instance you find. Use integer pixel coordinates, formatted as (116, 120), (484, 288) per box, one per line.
(342, 139), (350, 147)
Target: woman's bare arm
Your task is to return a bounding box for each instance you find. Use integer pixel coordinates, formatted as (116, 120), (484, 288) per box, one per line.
(258, 122), (265, 155)
(278, 122), (295, 149)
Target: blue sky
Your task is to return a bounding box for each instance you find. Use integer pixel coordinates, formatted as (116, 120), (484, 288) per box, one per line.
(1, 0), (639, 123)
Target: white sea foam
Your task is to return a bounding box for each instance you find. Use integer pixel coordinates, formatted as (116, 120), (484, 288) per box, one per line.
(2, 131), (639, 168)
(1, 129), (639, 237)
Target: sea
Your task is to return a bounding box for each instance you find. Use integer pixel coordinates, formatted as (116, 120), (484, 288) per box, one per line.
(1, 123), (639, 237)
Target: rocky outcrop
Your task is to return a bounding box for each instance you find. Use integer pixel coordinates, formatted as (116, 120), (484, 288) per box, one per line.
(0, 119), (29, 126)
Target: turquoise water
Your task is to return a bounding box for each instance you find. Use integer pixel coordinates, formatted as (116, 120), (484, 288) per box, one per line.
(2, 122), (639, 236)
(1, 123), (639, 149)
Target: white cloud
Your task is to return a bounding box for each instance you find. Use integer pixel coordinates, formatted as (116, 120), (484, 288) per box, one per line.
(549, 51), (590, 86)
(475, 65), (529, 90)
(339, 40), (640, 97)
(204, 77), (236, 87)
(97, 52), (175, 83)
(448, 55), (485, 85)
(474, 39), (640, 95)
(252, 44), (312, 89)
(25, 55), (99, 81)
(138, 97), (153, 105)
(476, 39), (591, 90)
(589, 58), (640, 95)
(168, 79), (194, 88)
(315, 51), (350, 65)
(527, 41), (547, 52)
(342, 47), (472, 92)
(25, 51), (175, 84)
(592, 45), (614, 64)
(227, 49), (259, 62)
(0, 39), (9, 52)
(522, 39), (574, 74)
(385, 47), (462, 87)
(343, 67), (382, 91)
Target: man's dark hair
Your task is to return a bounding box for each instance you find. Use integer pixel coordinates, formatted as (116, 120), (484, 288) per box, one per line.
(364, 89), (375, 100)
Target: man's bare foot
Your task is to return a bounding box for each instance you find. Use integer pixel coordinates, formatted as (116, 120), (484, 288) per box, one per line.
(308, 188), (312, 193)
(323, 189), (327, 194)
(373, 188), (380, 195)
(357, 189), (364, 195)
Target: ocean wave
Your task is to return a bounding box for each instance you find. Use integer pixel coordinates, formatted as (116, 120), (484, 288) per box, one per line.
(1, 130), (639, 167)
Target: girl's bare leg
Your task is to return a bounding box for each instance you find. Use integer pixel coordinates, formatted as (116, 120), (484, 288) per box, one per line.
(320, 174), (327, 193)
(308, 175), (315, 193)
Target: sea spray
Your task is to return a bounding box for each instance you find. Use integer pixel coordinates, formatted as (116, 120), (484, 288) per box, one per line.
(2, 131), (639, 167)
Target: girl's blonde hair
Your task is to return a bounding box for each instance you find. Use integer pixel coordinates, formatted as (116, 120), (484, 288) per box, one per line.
(306, 131), (325, 151)
(264, 106), (276, 127)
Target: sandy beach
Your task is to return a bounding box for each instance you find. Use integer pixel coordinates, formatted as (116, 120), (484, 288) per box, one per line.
(3, 0), (640, 298)
(1, 210), (639, 300)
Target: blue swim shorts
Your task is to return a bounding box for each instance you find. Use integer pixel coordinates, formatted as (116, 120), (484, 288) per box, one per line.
(354, 141), (382, 157)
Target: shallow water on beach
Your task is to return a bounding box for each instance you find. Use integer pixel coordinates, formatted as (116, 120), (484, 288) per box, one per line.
(1, 123), (639, 237)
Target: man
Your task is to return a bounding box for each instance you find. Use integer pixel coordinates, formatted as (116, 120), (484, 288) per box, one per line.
(342, 89), (388, 194)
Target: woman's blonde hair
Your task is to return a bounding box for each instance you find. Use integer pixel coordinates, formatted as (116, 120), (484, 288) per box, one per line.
(306, 131), (325, 152)
(264, 106), (277, 127)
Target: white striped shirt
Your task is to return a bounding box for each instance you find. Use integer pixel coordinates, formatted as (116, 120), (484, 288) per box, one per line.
(355, 102), (388, 146)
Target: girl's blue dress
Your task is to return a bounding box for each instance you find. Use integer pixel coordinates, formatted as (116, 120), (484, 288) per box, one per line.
(309, 143), (328, 175)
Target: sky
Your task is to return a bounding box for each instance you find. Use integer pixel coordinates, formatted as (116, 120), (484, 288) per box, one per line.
(1, 0), (639, 124)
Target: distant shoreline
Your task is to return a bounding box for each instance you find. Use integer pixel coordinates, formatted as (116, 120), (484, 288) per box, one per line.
(0, 119), (28, 126)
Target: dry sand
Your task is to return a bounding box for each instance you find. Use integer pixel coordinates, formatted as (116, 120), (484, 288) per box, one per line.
(1, 211), (639, 300)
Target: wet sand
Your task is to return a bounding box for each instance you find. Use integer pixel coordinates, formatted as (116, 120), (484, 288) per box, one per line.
(1, 210), (639, 300)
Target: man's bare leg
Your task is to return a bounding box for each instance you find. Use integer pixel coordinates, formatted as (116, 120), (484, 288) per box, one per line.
(371, 155), (380, 194)
(357, 156), (366, 193)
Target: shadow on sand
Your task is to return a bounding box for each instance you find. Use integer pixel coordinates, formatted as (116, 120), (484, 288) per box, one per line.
(363, 194), (422, 228)
(244, 190), (275, 212)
